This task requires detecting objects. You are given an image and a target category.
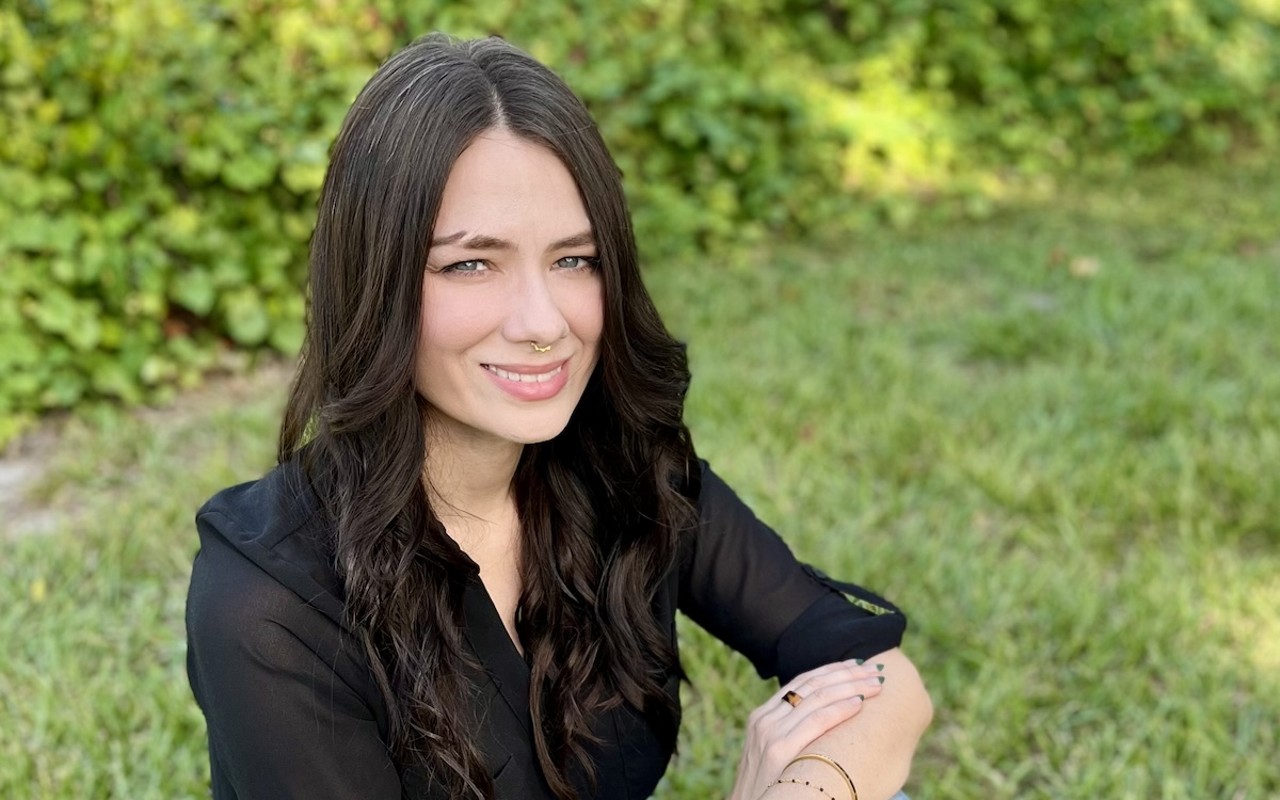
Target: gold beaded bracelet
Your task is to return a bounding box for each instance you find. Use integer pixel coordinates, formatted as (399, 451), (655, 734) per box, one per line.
(766, 776), (837, 799)
(785, 753), (859, 800)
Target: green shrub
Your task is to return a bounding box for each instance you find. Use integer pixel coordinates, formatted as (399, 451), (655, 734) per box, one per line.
(802, 0), (1280, 166)
(1, 0), (385, 438)
(1, 0), (1277, 446)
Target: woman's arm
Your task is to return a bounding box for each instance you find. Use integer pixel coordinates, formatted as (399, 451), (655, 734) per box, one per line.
(762, 648), (932, 800)
(679, 465), (927, 799)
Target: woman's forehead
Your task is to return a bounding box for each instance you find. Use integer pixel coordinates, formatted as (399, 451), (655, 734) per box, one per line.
(431, 131), (591, 250)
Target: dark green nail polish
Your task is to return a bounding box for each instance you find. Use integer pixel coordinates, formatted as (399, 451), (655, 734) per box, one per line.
(877, 676), (885, 684)
(876, 663), (885, 672)
(855, 694), (865, 702)
(855, 659), (865, 665)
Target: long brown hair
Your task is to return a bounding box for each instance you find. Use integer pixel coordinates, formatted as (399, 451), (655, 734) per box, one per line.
(278, 34), (698, 798)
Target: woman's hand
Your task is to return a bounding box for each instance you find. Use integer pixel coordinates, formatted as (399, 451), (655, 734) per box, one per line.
(727, 659), (886, 800)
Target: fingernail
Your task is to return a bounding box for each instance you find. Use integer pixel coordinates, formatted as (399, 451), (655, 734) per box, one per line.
(876, 663), (885, 672)
(877, 676), (885, 684)
(854, 659), (865, 665)
(855, 694), (865, 702)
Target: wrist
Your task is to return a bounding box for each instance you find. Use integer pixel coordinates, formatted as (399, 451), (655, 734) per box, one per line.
(762, 775), (842, 800)
(777, 754), (858, 800)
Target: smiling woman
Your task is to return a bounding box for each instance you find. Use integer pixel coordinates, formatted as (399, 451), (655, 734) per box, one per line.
(183, 33), (930, 800)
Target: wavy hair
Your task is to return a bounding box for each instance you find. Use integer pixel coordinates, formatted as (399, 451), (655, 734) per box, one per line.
(278, 34), (698, 798)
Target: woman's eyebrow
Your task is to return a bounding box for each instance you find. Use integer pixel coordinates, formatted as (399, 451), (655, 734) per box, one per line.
(546, 230), (595, 251)
(429, 230), (596, 252)
(429, 231), (510, 250)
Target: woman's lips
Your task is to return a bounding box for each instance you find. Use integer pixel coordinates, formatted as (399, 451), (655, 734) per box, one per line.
(483, 363), (564, 382)
(481, 359), (570, 400)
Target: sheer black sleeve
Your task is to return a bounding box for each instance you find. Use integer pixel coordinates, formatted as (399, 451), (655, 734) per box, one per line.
(677, 462), (907, 685)
(185, 530), (400, 800)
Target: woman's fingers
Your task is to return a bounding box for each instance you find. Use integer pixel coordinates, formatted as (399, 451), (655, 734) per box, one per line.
(790, 661), (884, 700)
(768, 658), (883, 707)
(757, 659), (885, 726)
(793, 674), (884, 710)
(756, 672), (884, 739)
(749, 660), (887, 747)
(775, 674), (884, 740)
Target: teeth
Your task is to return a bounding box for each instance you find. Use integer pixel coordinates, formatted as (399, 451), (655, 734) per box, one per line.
(484, 364), (563, 383)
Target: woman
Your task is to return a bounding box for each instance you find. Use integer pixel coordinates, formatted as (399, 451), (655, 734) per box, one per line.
(185, 34), (931, 800)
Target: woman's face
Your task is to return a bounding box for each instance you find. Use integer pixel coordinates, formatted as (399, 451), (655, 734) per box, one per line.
(415, 129), (604, 449)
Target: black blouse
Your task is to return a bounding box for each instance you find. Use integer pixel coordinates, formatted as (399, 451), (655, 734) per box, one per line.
(185, 458), (906, 799)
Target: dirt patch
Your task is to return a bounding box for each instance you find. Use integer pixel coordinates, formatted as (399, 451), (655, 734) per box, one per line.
(0, 425), (64, 538)
(135, 358), (295, 428)
(0, 359), (295, 539)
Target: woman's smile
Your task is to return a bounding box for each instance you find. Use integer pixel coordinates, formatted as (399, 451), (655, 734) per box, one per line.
(481, 359), (571, 400)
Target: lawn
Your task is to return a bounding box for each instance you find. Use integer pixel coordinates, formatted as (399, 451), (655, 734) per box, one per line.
(2, 159), (1277, 798)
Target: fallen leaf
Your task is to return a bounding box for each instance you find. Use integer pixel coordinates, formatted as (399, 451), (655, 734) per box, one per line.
(1069, 256), (1101, 278)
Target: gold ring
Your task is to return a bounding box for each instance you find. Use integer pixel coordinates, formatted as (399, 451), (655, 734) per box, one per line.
(782, 690), (803, 708)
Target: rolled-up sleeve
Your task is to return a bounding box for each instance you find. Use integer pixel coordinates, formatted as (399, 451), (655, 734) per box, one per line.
(677, 462), (907, 685)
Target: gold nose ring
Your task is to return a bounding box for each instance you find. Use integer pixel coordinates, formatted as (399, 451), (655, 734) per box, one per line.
(530, 342), (552, 353)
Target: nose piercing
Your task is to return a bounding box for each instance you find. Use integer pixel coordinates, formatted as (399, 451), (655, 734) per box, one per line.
(530, 341), (552, 353)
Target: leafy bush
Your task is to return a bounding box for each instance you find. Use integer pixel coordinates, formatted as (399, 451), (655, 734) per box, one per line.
(1, 0), (387, 441)
(1, 0), (1277, 446)
(797, 0), (1280, 167)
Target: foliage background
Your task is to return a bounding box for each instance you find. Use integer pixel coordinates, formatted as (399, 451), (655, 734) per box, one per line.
(2, 0), (1279, 443)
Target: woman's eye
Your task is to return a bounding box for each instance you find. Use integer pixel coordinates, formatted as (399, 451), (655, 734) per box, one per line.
(442, 260), (488, 275)
(555, 256), (600, 271)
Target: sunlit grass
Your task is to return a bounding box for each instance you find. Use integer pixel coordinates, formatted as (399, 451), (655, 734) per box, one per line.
(2, 159), (1278, 798)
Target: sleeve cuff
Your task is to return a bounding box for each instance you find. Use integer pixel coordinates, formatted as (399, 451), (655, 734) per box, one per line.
(771, 566), (908, 684)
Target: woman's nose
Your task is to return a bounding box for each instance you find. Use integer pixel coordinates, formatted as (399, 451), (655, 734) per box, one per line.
(503, 269), (568, 346)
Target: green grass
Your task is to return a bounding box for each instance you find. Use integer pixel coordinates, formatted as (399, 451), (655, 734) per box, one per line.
(3, 158), (1278, 798)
